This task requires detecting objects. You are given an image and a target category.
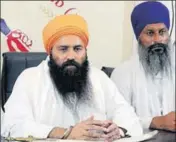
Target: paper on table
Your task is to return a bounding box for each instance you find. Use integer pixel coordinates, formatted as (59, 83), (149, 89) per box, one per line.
(33, 130), (158, 142)
(114, 130), (158, 142)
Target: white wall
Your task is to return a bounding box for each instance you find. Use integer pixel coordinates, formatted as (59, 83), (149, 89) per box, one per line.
(1, 1), (135, 69)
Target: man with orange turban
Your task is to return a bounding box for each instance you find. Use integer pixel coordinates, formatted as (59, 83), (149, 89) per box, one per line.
(2, 14), (143, 141)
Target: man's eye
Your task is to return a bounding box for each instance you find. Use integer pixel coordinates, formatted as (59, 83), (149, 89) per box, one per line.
(147, 31), (154, 36)
(60, 48), (67, 51)
(159, 30), (166, 35)
(74, 47), (82, 52)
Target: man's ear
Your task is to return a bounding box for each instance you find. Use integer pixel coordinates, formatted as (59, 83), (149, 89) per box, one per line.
(50, 47), (53, 55)
(138, 38), (142, 45)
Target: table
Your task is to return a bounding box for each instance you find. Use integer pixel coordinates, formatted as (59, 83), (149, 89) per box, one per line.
(1, 131), (175, 142)
(144, 130), (176, 142)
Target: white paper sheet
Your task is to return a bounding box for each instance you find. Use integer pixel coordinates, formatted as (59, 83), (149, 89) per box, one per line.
(33, 130), (158, 142)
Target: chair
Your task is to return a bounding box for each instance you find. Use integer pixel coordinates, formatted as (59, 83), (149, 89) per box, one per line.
(1, 52), (47, 112)
(101, 66), (114, 77)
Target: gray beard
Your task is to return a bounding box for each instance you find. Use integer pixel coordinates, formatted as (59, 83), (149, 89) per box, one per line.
(138, 42), (172, 79)
(63, 82), (93, 113)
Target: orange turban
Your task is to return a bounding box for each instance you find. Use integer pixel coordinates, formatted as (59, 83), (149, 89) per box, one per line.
(42, 14), (89, 54)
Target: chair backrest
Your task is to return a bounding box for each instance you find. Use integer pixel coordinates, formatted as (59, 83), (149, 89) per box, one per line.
(101, 66), (114, 77)
(1, 52), (47, 111)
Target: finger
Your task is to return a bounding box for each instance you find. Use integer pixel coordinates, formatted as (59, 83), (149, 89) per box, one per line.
(86, 120), (104, 126)
(112, 134), (121, 141)
(105, 131), (121, 142)
(84, 130), (102, 138)
(85, 124), (108, 132)
(106, 123), (118, 133)
(83, 129), (107, 138)
(102, 120), (113, 128)
(107, 128), (120, 138)
(105, 137), (113, 142)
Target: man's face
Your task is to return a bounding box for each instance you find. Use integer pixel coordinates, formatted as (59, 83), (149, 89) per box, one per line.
(139, 23), (169, 47)
(138, 23), (171, 76)
(51, 35), (87, 74)
(48, 35), (91, 110)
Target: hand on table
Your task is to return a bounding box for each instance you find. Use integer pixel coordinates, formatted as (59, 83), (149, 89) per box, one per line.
(67, 116), (109, 141)
(102, 120), (121, 142)
(162, 111), (176, 131)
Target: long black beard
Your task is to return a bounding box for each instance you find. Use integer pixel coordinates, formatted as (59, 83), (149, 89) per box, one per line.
(48, 54), (92, 110)
(138, 42), (171, 78)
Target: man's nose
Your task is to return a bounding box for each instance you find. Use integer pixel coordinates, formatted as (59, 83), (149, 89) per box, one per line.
(66, 50), (76, 60)
(153, 34), (162, 43)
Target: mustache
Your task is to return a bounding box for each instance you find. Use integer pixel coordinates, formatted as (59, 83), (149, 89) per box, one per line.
(148, 43), (168, 55)
(62, 59), (81, 69)
(138, 41), (171, 77)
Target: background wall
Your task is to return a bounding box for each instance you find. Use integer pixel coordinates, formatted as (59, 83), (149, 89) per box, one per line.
(1, 1), (135, 69)
(1, 1), (175, 69)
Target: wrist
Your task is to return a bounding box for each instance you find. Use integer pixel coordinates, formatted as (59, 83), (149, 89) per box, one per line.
(48, 127), (67, 138)
(61, 126), (73, 139)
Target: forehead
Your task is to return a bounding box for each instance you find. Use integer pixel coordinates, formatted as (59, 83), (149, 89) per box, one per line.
(143, 23), (168, 31)
(54, 35), (84, 46)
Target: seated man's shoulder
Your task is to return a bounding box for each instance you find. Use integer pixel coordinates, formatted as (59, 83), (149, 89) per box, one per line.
(89, 66), (109, 79)
(111, 60), (133, 78)
(89, 66), (115, 87)
(20, 66), (40, 77)
(16, 64), (44, 84)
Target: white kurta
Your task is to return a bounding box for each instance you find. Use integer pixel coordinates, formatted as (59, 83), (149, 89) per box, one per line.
(111, 44), (175, 130)
(1, 57), (143, 138)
